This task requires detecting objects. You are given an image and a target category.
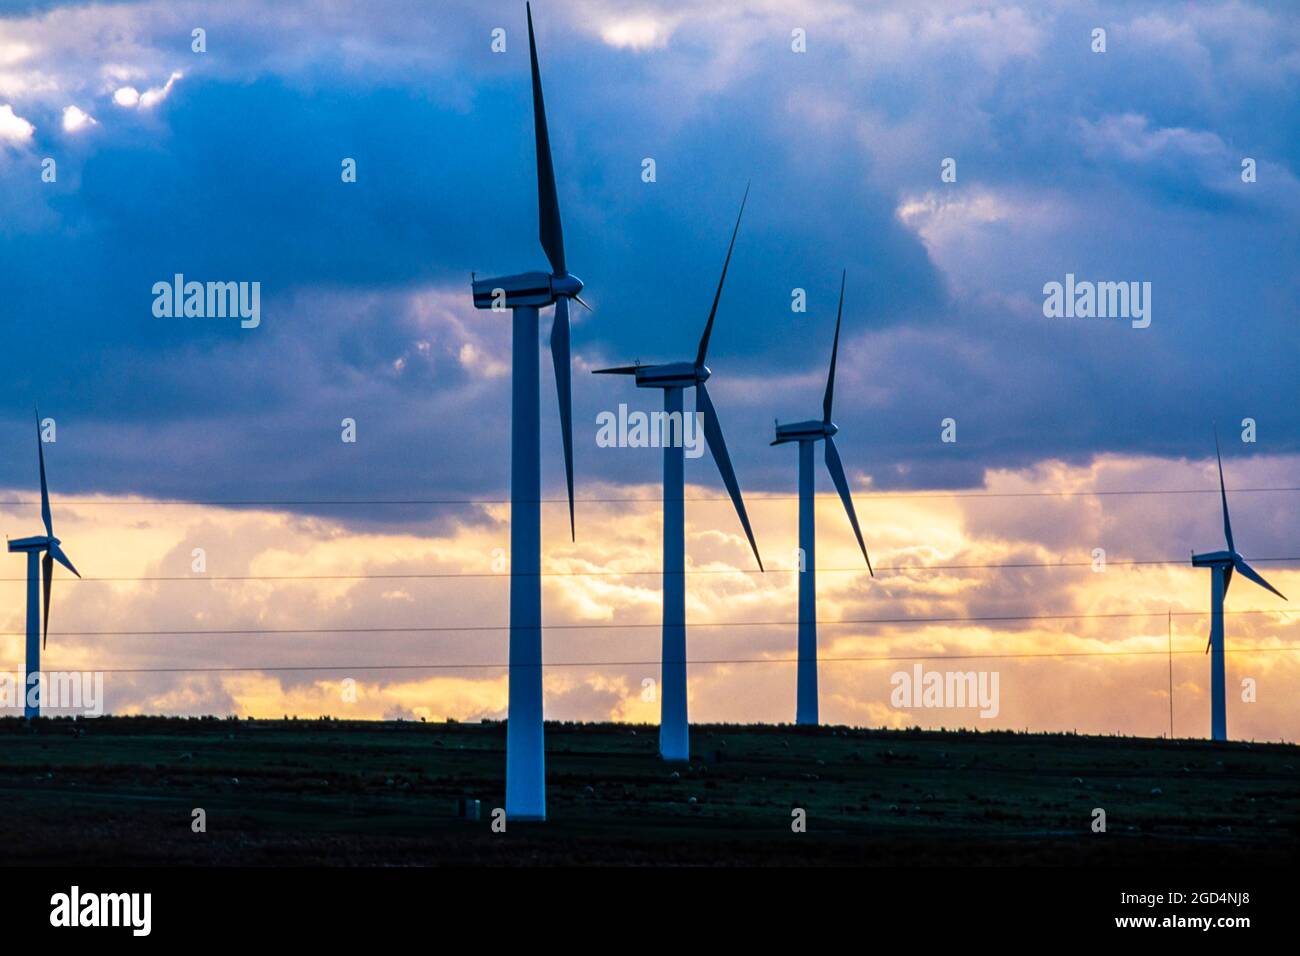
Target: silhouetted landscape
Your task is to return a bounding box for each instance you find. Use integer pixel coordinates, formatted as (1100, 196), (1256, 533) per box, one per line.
(1, 717), (1294, 865)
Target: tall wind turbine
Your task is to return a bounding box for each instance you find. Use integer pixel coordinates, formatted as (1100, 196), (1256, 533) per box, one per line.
(8, 410), (80, 719)
(1192, 430), (1285, 741)
(469, 3), (585, 821)
(594, 186), (762, 762)
(770, 272), (872, 725)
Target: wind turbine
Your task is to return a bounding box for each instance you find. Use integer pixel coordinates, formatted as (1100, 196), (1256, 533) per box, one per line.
(1192, 429), (1285, 741)
(469, 3), (585, 821)
(8, 410), (80, 719)
(594, 186), (762, 762)
(770, 272), (872, 725)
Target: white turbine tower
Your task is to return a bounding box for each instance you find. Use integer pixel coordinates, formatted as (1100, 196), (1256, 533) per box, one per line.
(593, 186), (763, 761)
(1192, 430), (1286, 741)
(8, 409), (80, 719)
(770, 272), (872, 725)
(468, 3), (586, 821)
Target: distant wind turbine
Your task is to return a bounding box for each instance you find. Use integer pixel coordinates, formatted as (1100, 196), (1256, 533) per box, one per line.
(1192, 429), (1286, 741)
(469, 3), (585, 821)
(771, 272), (872, 725)
(8, 410), (80, 719)
(594, 186), (762, 762)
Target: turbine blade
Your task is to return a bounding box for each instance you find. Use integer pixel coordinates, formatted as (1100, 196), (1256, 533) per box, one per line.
(49, 541), (79, 579)
(823, 270), (845, 424)
(550, 297), (575, 541)
(696, 382), (762, 571)
(824, 435), (873, 576)
(591, 366), (639, 375)
(36, 409), (52, 538)
(41, 551), (52, 650)
(1214, 426), (1234, 553)
(694, 183), (749, 370)
(1233, 557), (1286, 601)
(527, 3), (565, 276)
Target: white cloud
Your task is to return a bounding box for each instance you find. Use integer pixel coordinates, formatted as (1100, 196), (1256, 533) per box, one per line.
(598, 15), (680, 50)
(113, 72), (182, 110)
(894, 187), (1072, 295)
(457, 341), (509, 378)
(0, 40), (36, 68)
(1126, 3), (1300, 87)
(101, 63), (147, 85)
(915, 6), (1043, 69)
(139, 70), (182, 108)
(61, 104), (97, 132)
(1076, 113), (1224, 165)
(897, 189), (1015, 236)
(1073, 113), (1300, 214)
(0, 103), (34, 143)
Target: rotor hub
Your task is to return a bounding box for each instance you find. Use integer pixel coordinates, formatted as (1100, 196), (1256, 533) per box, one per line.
(551, 272), (583, 299)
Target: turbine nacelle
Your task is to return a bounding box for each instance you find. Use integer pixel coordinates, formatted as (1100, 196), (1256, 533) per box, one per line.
(594, 360), (708, 389)
(8, 535), (53, 553)
(471, 271), (584, 311)
(772, 419), (836, 446)
(1192, 550), (1235, 568)
(644, 361), (708, 389)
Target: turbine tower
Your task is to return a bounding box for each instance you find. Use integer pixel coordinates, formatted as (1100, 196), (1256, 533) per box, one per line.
(1192, 430), (1286, 741)
(469, 3), (584, 821)
(8, 410), (80, 719)
(770, 272), (872, 725)
(594, 186), (762, 762)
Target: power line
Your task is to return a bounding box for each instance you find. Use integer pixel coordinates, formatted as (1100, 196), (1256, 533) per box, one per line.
(4, 607), (1295, 638)
(1, 485), (1298, 508)
(1, 555), (1296, 583)
(42, 645), (1300, 675)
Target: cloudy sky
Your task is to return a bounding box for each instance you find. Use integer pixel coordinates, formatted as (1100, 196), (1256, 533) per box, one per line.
(0, 0), (1296, 738)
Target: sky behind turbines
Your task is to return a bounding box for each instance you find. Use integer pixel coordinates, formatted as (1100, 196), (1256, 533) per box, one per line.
(0, 0), (1297, 735)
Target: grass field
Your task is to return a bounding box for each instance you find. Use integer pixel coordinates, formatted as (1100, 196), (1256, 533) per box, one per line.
(0, 716), (1295, 865)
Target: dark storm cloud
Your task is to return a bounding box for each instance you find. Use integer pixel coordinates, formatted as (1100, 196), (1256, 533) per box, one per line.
(0, 0), (1296, 521)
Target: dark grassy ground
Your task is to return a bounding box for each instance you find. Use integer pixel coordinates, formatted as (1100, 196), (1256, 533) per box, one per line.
(0, 716), (1295, 865)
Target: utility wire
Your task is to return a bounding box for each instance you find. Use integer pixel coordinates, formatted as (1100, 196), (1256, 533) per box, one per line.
(1, 485), (1298, 508)
(2, 555), (1296, 583)
(4, 608), (1295, 639)
(42, 645), (1300, 676)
